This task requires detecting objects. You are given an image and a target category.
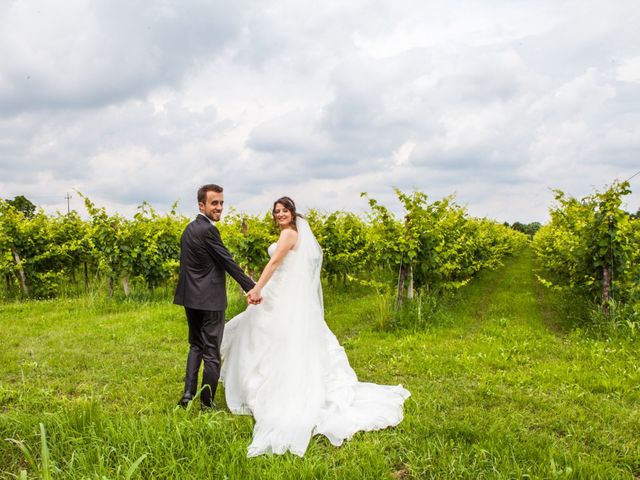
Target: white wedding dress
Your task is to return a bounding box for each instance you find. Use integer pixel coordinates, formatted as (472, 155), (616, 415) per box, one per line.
(220, 218), (410, 457)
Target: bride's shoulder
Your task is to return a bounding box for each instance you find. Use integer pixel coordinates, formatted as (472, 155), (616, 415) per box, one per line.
(279, 228), (298, 239)
(278, 228), (298, 246)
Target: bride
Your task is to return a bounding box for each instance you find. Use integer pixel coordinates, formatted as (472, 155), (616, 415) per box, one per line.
(220, 196), (410, 457)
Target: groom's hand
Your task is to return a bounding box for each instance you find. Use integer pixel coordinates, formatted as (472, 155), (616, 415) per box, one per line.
(246, 288), (262, 305)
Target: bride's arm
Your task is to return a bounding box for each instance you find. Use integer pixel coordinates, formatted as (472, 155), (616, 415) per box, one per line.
(249, 229), (298, 298)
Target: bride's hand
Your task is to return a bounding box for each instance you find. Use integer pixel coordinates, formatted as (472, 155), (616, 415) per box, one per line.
(246, 287), (262, 305)
(252, 287), (263, 304)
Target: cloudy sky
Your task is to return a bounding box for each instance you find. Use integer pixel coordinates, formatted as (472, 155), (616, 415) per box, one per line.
(1, 0), (639, 223)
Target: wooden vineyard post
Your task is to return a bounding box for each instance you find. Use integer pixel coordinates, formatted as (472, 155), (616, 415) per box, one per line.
(11, 248), (29, 297)
(396, 259), (407, 309)
(602, 266), (611, 315)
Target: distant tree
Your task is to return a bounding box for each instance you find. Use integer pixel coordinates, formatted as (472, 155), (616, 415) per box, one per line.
(510, 222), (526, 233)
(510, 221), (542, 237)
(528, 222), (542, 235)
(6, 195), (36, 219)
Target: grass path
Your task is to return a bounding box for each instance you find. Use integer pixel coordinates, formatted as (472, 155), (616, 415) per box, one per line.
(346, 249), (639, 478)
(1, 249), (639, 478)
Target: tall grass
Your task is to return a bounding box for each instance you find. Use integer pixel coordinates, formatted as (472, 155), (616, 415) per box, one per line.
(1, 249), (639, 478)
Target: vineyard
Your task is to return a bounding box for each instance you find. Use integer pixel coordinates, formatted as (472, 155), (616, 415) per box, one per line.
(1, 183), (639, 322)
(533, 181), (640, 322)
(0, 189), (528, 307)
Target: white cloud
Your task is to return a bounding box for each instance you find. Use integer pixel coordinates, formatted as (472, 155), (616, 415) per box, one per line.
(392, 140), (416, 167)
(0, 0), (246, 112)
(1, 0), (639, 222)
(617, 56), (640, 83)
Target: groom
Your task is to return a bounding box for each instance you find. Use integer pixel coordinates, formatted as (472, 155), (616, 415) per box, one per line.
(174, 184), (260, 408)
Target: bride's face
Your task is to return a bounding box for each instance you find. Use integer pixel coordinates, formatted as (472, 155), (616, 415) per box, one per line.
(273, 203), (293, 228)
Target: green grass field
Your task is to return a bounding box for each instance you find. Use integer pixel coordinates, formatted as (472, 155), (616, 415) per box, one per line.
(1, 249), (639, 479)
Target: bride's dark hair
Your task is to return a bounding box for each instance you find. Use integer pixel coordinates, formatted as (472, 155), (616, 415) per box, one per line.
(272, 196), (302, 230)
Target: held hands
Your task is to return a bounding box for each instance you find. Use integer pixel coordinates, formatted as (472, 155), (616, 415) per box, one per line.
(246, 287), (262, 305)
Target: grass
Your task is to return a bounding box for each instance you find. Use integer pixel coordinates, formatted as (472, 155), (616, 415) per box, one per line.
(1, 248), (639, 478)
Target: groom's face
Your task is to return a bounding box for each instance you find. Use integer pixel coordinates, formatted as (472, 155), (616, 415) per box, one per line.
(200, 191), (224, 222)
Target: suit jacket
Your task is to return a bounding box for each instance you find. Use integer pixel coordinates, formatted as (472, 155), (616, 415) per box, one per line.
(173, 214), (255, 311)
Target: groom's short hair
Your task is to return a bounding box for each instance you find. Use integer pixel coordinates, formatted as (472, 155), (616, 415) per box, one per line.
(198, 184), (223, 204)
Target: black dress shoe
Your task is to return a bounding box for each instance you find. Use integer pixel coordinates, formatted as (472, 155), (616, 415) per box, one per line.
(177, 393), (194, 408)
(201, 399), (217, 410)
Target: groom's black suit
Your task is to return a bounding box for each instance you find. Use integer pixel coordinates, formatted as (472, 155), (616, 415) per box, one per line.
(174, 214), (255, 407)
